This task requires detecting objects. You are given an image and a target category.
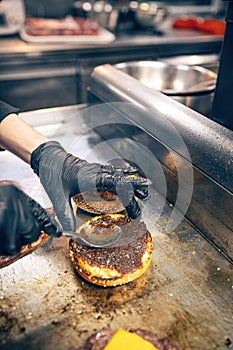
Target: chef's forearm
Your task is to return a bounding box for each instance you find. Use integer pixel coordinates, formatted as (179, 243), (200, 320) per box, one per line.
(0, 113), (48, 163)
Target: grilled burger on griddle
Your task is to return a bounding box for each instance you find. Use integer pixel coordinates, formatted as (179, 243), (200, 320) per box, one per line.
(70, 328), (182, 350)
(69, 214), (153, 287)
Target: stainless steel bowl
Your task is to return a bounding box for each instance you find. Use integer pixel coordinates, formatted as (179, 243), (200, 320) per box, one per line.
(73, 1), (119, 31)
(134, 2), (168, 29)
(114, 60), (217, 116)
(159, 54), (219, 74)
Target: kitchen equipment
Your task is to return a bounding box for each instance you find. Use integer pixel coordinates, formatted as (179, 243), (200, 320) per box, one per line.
(212, 0), (233, 131)
(49, 208), (123, 248)
(152, 0), (226, 15)
(89, 63), (233, 261)
(0, 104), (232, 350)
(73, 0), (119, 31)
(62, 221), (122, 247)
(134, 2), (168, 30)
(115, 60), (216, 96)
(159, 54), (219, 73)
(0, 0), (25, 35)
(114, 60), (217, 116)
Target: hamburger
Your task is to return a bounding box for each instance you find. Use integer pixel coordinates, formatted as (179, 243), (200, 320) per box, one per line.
(69, 328), (182, 350)
(69, 214), (153, 287)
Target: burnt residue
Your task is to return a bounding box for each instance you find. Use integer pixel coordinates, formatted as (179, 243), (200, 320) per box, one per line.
(0, 311), (17, 334)
(72, 263), (154, 308)
(0, 308), (19, 345)
(0, 199), (232, 350)
(205, 260), (233, 293)
(165, 305), (233, 350)
(225, 337), (232, 347)
(164, 310), (198, 348)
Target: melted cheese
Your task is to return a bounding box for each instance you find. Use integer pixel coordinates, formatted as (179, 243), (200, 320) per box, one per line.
(104, 329), (158, 350)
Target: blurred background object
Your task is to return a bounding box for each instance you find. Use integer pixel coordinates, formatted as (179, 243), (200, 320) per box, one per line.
(21, 0), (227, 33)
(0, 0), (25, 35)
(23, 0), (74, 18)
(73, 0), (119, 31)
(134, 2), (168, 30)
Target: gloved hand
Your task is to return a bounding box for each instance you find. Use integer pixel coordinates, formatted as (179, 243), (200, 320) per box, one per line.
(0, 181), (62, 256)
(31, 141), (151, 231)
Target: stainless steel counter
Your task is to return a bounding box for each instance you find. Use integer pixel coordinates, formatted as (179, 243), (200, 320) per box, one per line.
(0, 24), (223, 57)
(0, 20), (223, 109)
(0, 104), (232, 350)
(89, 64), (233, 264)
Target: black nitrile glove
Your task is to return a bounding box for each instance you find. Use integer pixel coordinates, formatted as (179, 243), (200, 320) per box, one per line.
(0, 181), (62, 256)
(31, 141), (151, 231)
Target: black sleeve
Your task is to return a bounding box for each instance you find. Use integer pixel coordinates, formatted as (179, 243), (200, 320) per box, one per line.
(0, 100), (20, 123)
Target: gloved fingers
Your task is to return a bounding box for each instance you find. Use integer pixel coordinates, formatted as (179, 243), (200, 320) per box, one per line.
(134, 188), (149, 199)
(28, 198), (62, 237)
(16, 193), (42, 245)
(122, 175), (151, 199)
(116, 186), (141, 219)
(0, 181), (63, 256)
(98, 173), (151, 198)
(0, 183), (22, 255)
(96, 173), (151, 219)
(51, 193), (77, 232)
(19, 220), (41, 246)
(125, 196), (141, 219)
(0, 201), (22, 256)
(101, 164), (138, 175)
(1, 231), (21, 256)
(124, 175), (152, 188)
(0, 192), (40, 255)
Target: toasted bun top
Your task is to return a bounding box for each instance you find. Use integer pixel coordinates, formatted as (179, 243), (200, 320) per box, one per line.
(70, 215), (151, 275)
(73, 191), (125, 214)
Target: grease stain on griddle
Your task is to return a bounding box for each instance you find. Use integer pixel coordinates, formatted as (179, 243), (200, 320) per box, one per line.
(73, 263), (154, 307)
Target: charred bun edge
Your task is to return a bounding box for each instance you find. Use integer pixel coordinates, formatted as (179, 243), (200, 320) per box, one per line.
(0, 232), (49, 268)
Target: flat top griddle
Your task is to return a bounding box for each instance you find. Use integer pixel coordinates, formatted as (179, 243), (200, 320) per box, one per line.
(0, 105), (232, 350)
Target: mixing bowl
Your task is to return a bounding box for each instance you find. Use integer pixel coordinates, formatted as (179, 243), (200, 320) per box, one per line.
(114, 60), (217, 116)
